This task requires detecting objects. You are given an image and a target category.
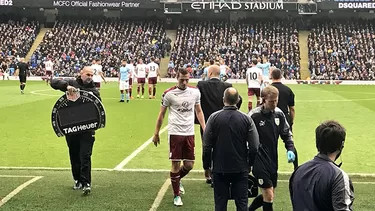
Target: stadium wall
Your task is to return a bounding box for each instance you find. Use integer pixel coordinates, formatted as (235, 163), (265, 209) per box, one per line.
(4, 76), (375, 85)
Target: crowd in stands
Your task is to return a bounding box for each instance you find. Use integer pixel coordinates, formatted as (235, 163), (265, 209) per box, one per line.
(0, 17), (39, 77)
(29, 18), (170, 77)
(308, 20), (375, 80)
(167, 20), (301, 80)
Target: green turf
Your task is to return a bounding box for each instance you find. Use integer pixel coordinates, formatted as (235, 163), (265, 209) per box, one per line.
(1, 80), (375, 210)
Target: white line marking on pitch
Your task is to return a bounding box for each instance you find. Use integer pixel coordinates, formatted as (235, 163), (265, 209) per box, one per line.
(113, 126), (169, 170)
(30, 89), (375, 102)
(0, 176), (43, 208)
(183, 178), (375, 185)
(149, 179), (170, 211)
(0, 175), (37, 178)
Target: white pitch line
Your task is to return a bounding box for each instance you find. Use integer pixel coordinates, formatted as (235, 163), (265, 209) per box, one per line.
(149, 179), (170, 211)
(0, 176), (43, 208)
(0, 175), (38, 178)
(113, 126), (169, 170)
(0, 167), (112, 171)
(30, 89), (375, 103)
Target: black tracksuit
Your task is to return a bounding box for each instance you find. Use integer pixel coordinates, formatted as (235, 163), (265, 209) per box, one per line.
(289, 154), (355, 211)
(248, 106), (294, 188)
(203, 106), (260, 211)
(51, 77), (101, 186)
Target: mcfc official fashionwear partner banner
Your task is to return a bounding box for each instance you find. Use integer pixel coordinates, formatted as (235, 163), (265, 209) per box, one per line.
(51, 90), (106, 137)
(0, 0), (160, 9)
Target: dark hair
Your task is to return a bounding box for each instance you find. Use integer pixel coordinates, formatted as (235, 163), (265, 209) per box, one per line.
(209, 60), (215, 65)
(252, 59), (258, 65)
(224, 87), (239, 106)
(316, 120), (346, 154)
(177, 68), (189, 78)
(271, 68), (282, 80)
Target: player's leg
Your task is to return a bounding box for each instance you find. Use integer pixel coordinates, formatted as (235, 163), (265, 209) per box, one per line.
(66, 134), (82, 190)
(129, 78), (133, 99)
(255, 88), (261, 107)
(249, 169), (275, 211)
(19, 75), (26, 94)
(169, 135), (184, 206)
(124, 82), (130, 102)
(119, 81), (125, 102)
(141, 82), (145, 98)
(148, 83), (153, 99)
(152, 78), (157, 98)
(79, 132), (95, 195)
(136, 79), (141, 98)
(248, 88), (254, 112)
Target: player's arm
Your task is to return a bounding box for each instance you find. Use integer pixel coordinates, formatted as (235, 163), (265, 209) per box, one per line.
(245, 71), (249, 86)
(278, 111), (294, 151)
(195, 90), (206, 131)
(50, 78), (76, 92)
(332, 172), (354, 211)
(247, 115), (259, 168)
(289, 91), (296, 124)
(118, 71), (121, 82)
(202, 114), (216, 170)
(153, 93), (169, 146)
(259, 71), (264, 85)
(100, 71), (107, 83)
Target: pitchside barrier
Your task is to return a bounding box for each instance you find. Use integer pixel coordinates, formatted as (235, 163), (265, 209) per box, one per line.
(3, 76), (375, 85)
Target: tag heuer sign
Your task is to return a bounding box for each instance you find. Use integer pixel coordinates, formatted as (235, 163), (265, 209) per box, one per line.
(51, 90), (106, 137)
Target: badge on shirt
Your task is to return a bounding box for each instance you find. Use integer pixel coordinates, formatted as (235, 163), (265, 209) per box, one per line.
(275, 118), (280, 126)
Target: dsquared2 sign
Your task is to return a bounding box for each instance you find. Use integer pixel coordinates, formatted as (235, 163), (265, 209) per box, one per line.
(51, 90), (106, 137)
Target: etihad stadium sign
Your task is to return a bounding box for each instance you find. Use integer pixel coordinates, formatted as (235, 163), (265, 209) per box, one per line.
(190, 2), (284, 10)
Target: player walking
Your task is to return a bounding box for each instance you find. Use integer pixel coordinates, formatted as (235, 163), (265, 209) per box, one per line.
(152, 68), (206, 207)
(119, 60), (131, 103)
(246, 59), (263, 112)
(146, 57), (160, 99)
(136, 59), (147, 99)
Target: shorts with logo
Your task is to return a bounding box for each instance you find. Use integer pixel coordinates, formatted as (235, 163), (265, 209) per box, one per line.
(169, 135), (195, 161)
(248, 88), (261, 97)
(148, 77), (157, 85)
(119, 80), (129, 90)
(252, 166), (278, 189)
(137, 78), (145, 84)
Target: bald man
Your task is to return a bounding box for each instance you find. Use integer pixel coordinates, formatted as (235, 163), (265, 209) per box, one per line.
(16, 58), (29, 94)
(196, 65), (242, 184)
(51, 66), (101, 196)
(203, 87), (259, 211)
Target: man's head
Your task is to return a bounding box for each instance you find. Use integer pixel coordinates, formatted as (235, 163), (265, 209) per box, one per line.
(80, 66), (94, 84)
(315, 120), (346, 161)
(209, 60), (215, 65)
(176, 68), (190, 90)
(251, 59), (258, 66)
(261, 85), (279, 111)
(121, 60), (127, 66)
(223, 87), (239, 106)
(271, 68), (282, 81)
(95, 59), (101, 65)
(208, 65), (220, 79)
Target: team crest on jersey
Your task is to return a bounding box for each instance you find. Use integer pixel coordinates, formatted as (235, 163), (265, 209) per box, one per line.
(258, 179), (263, 185)
(275, 118), (280, 126)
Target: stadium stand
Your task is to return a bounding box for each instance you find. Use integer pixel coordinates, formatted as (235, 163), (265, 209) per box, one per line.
(168, 20), (301, 79)
(308, 20), (375, 80)
(0, 17), (40, 76)
(29, 18), (169, 77)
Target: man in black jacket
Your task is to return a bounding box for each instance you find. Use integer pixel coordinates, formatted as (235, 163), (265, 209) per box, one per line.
(270, 68), (298, 170)
(197, 65), (242, 183)
(51, 67), (100, 195)
(289, 120), (354, 211)
(203, 87), (259, 211)
(248, 85), (295, 211)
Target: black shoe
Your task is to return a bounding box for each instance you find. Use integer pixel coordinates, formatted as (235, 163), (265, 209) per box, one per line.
(82, 184), (91, 195)
(73, 180), (82, 190)
(119, 100), (124, 102)
(206, 178), (212, 184)
(211, 182), (214, 188)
